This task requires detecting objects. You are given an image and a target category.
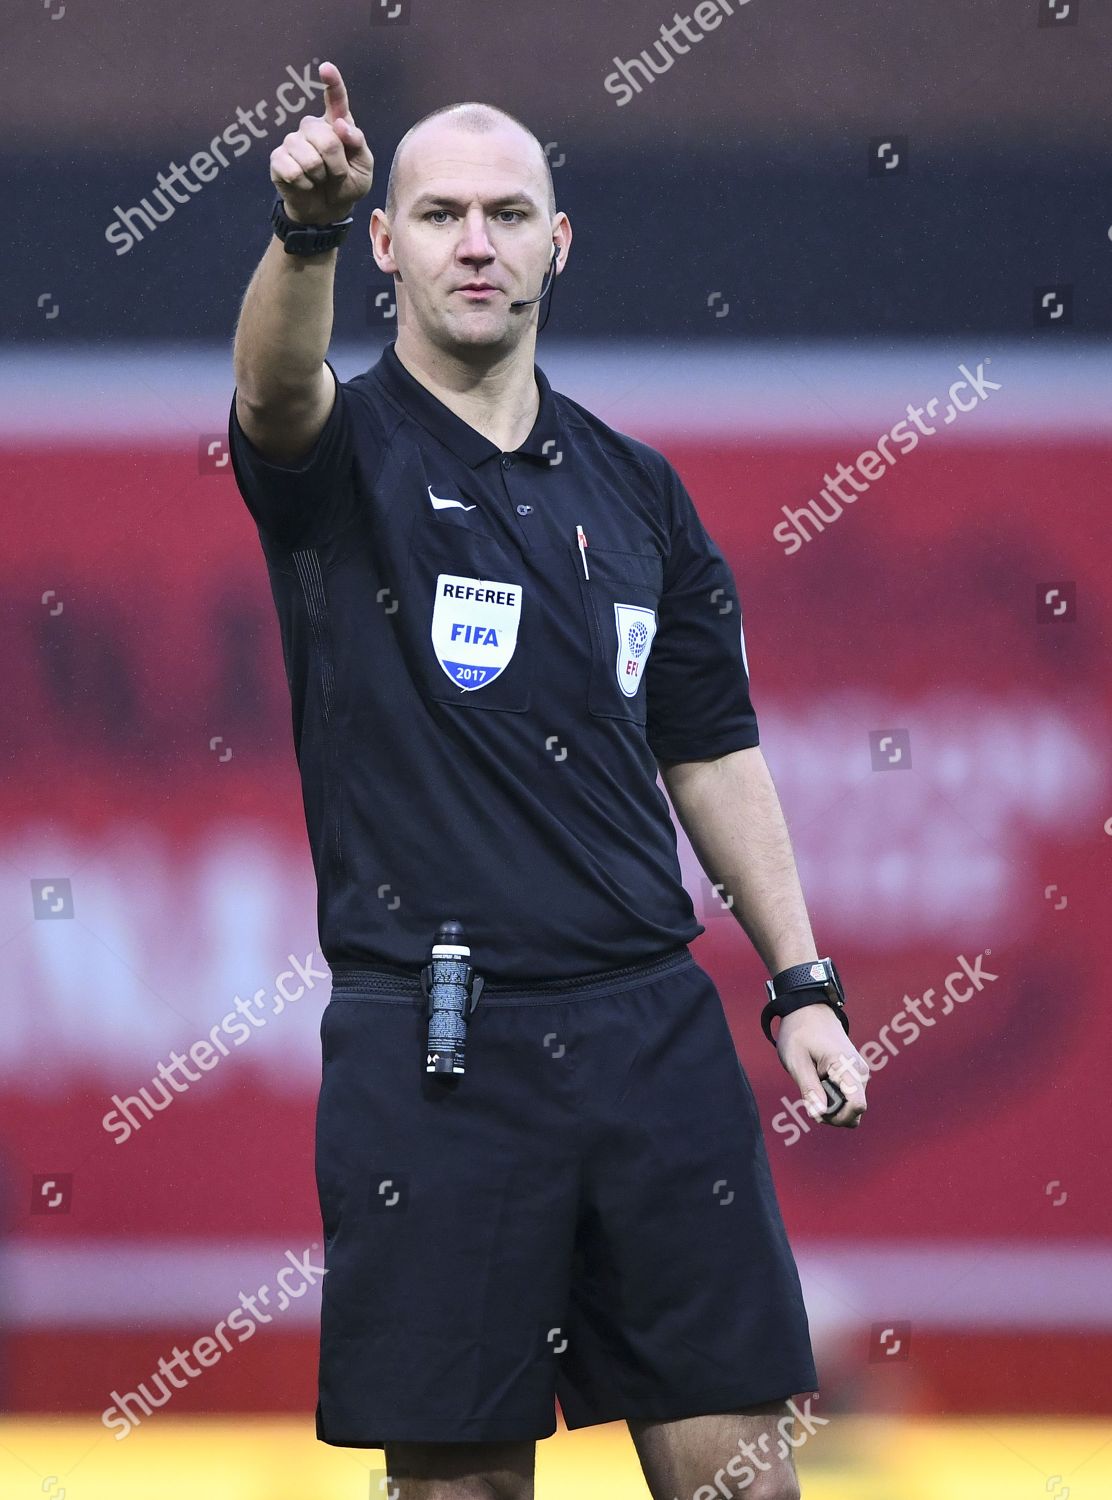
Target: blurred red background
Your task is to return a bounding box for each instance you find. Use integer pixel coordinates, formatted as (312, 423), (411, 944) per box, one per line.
(3, 343), (1108, 1421)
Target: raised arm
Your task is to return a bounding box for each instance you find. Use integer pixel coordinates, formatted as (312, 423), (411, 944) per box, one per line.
(231, 61), (374, 465)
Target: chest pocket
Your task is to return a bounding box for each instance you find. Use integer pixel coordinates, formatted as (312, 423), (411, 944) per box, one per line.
(406, 518), (531, 712)
(577, 548), (664, 724)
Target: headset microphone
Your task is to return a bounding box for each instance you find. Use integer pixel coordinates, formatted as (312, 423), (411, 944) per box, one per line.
(509, 245), (560, 331)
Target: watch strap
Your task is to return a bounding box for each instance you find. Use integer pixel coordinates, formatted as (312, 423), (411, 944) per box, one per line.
(761, 956), (850, 1046)
(270, 195), (354, 256)
(761, 988), (850, 1046)
(770, 959), (841, 994)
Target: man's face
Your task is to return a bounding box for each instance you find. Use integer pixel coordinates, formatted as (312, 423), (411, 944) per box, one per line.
(375, 119), (564, 353)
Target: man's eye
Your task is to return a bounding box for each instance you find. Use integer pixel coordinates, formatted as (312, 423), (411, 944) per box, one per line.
(424, 209), (524, 223)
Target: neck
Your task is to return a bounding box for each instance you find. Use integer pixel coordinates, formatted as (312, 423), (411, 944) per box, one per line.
(393, 332), (540, 452)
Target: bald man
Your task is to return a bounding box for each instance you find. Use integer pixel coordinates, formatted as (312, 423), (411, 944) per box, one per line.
(228, 59), (864, 1500)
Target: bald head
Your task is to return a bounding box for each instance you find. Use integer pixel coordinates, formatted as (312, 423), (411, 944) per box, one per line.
(384, 102), (556, 223)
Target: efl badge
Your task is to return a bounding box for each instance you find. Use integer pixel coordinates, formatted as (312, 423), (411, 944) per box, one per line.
(431, 572), (522, 691)
(613, 603), (657, 697)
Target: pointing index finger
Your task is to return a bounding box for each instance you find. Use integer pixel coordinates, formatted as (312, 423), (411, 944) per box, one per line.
(320, 61), (352, 125)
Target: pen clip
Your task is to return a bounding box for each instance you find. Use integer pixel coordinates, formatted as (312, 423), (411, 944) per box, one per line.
(576, 523), (590, 580)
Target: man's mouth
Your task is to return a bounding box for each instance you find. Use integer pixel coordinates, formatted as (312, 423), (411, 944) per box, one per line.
(456, 283), (499, 300)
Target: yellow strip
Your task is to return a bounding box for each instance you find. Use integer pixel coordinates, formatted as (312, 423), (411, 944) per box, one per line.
(1, 1414), (1110, 1499)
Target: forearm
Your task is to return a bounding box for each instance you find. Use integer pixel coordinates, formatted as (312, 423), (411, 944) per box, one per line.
(661, 746), (818, 975)
(232, 235), (337, 408)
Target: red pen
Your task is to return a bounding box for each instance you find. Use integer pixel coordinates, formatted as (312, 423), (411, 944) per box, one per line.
(576, 524), (590, 580)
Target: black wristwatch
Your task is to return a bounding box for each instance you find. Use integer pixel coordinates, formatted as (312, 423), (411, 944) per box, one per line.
(760, 956), (850, 1046)
(270, 195), (354, 256)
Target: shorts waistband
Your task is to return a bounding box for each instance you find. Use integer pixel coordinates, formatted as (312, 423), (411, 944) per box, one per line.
(328, 944), (694, 1006)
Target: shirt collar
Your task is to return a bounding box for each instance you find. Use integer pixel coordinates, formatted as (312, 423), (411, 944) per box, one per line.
(370, 340), (563, 469)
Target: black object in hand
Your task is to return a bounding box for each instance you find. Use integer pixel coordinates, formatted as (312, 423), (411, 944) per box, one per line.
(820, 1076), (847, 1117)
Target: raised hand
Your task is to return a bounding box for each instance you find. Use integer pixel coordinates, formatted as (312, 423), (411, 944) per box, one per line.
(270, 61), (374, 225)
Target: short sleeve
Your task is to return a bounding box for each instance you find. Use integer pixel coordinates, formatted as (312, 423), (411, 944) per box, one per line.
(644, 457), (759, 762)
(227, 359), (358, 551)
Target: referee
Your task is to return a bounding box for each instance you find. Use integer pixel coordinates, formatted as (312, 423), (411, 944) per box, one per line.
(228, 60), (868, 1500)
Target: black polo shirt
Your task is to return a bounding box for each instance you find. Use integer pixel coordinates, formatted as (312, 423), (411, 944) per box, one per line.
(227, 341), (759, 980)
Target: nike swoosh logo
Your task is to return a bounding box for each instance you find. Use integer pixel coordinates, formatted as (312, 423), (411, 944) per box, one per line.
(428, 486), (477, 512)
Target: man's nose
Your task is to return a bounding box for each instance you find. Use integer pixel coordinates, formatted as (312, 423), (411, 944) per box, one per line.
(457, 211), (495, 260)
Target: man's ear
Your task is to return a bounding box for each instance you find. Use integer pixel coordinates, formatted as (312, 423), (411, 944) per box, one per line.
(369, 209), (399, 276)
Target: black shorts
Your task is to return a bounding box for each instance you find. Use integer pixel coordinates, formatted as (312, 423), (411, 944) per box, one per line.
(313, 945), (818, 1448)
